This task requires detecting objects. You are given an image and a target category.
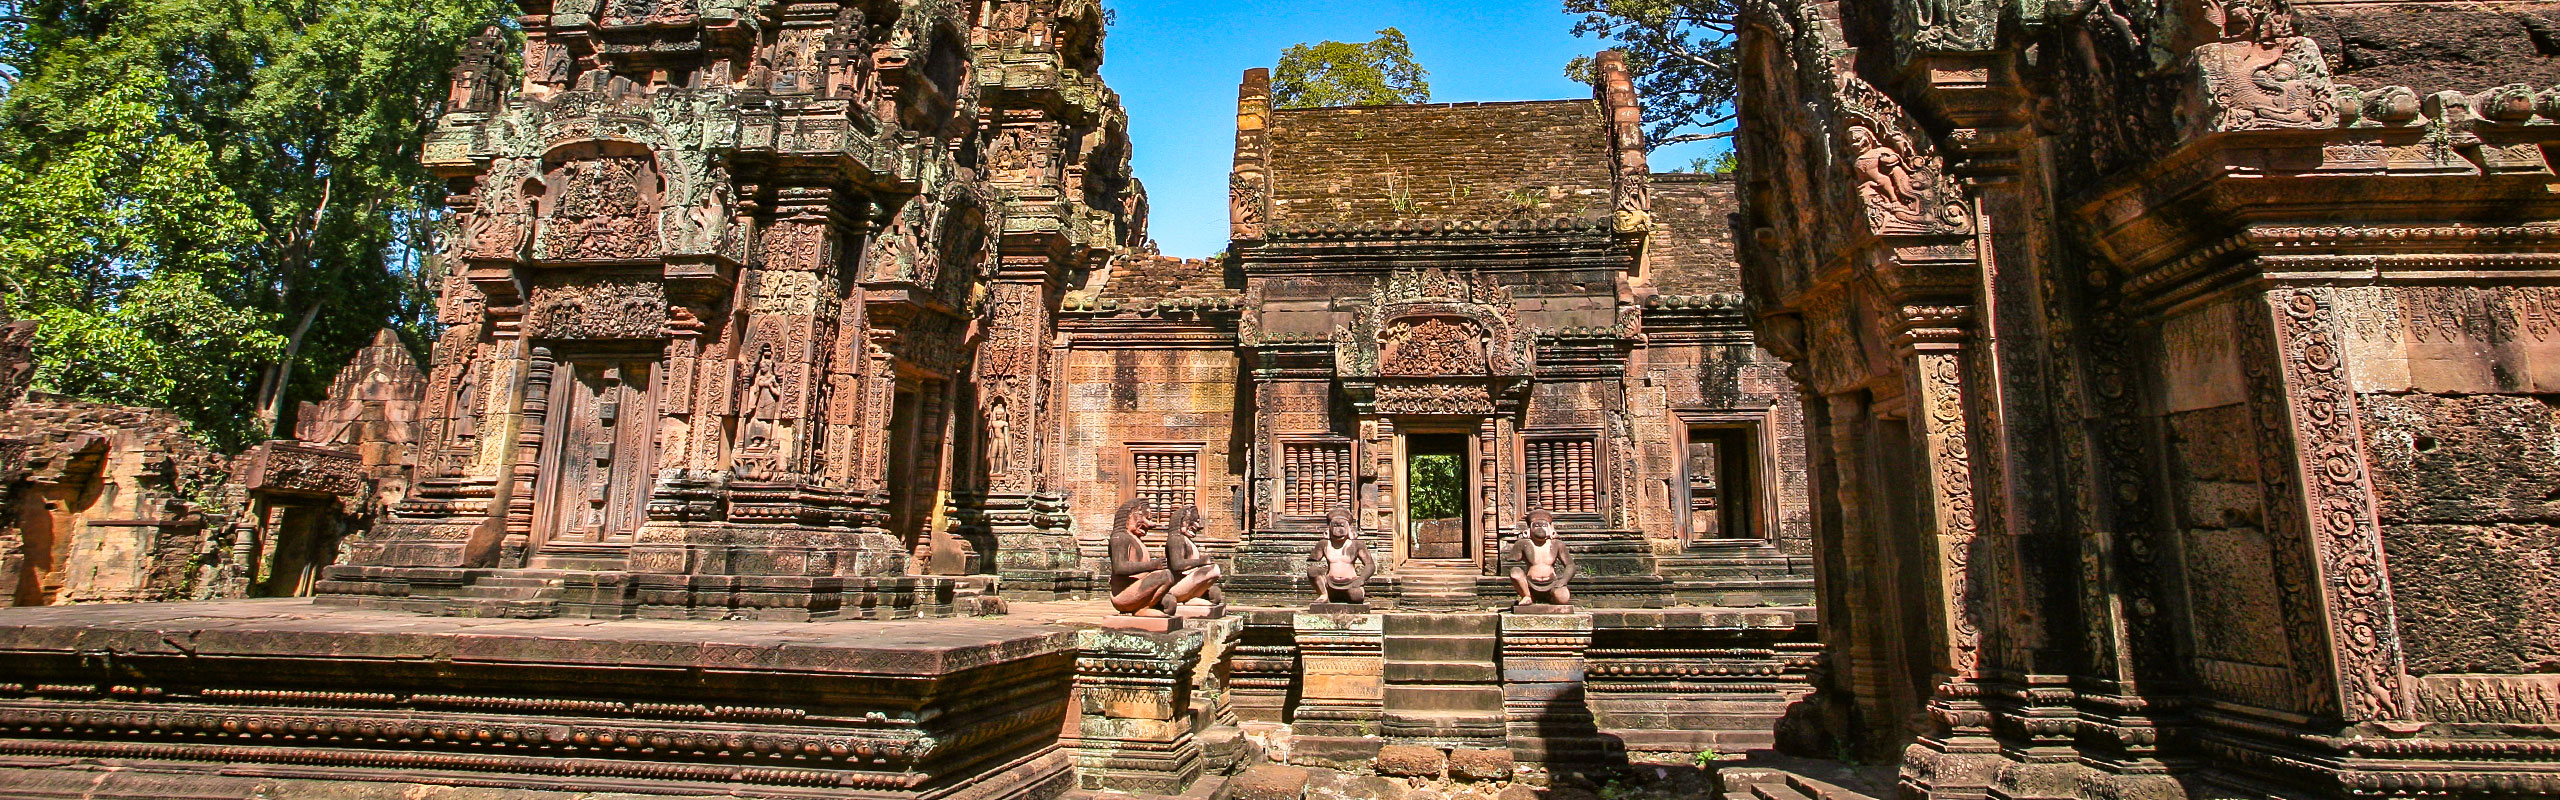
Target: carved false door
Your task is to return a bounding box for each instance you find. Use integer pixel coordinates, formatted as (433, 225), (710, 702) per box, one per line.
(532, 360), (659, 561)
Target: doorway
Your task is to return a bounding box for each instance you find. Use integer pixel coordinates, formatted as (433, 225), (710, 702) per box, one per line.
(1684, 423), (1759, 542)
(530, 358), (658, 559)
(1404, 433), (1470, 562)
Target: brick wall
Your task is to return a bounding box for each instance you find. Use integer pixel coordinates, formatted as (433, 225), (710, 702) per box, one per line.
(1646, 173), (1743, 295)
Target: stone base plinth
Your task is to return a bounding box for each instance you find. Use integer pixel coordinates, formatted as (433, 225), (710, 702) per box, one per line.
(1308, 602), (1370, 614)
(1099, 614), (1184, 631)
(0, 599), (1078, 798)
(1509, 603), (1578, 614)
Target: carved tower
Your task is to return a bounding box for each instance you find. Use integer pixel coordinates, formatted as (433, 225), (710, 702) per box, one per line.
(321, 0), (1139, 618)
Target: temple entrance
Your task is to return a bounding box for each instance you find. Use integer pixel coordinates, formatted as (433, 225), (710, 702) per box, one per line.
(1401, 432), (1471, 563)
(529, 358), (658, 563)
(1682, 423), (1759, 543)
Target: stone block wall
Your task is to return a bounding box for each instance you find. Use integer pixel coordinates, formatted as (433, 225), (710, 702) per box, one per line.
(1058, 345), (1246, 570)
(0, 396), (231, 606)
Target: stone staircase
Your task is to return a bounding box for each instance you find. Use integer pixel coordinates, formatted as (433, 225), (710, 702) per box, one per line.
(1380, 612), (1507, 747)
(1659, 541), (1815, 607)
(1715, 756), (1890, 800)
(445, 570), (569, 617)
(1392, 565), (1482, 610)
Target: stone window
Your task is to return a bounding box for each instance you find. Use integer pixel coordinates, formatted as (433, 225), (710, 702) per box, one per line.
(1283, 440), (1353, 517)
(1129, 446), (1200, 517)
(1525, 437), (1599, 515)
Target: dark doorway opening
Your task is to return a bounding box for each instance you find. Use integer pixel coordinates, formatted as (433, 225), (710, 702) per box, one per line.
(1406, 433), (1470, 561)
(1686, 424), (1758, 542)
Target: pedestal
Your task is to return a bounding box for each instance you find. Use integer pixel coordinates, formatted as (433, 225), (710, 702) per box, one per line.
(1069, 627), (1207, 795)
(1289, 610), (1385, 767)
(1498, 610), (1615, 767)
(1100, 614), (1184, 632)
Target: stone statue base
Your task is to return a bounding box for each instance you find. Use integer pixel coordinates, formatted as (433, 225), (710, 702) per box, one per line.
(1308, 602), (1371, 614)
(1100, 614), (1185, 632)
(1509, 603), (1579, 615)
(1174, 602), (1227, 619)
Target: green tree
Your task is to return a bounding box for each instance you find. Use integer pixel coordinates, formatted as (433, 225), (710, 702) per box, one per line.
(1681, 151), (1737, 174)
(1272, 27), (1430, 109)
(1563, 0), (1736, 147)
(0, 0), (506, 449)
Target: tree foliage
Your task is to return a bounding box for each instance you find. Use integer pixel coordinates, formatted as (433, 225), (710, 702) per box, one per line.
(1407, 452), (1463, 520)
(1272, 27), (1430, 109)
(1681, 152), (1738, 174)
(1563, 0), (1737, 147)
(0, 0), (506, 449)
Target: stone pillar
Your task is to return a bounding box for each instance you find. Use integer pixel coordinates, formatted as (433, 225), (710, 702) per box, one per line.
(1289, 610), (1385, 767)
(982, 278), (1077, 598)
(1230, 69), (1271, 242)
(1499, 610), (1608, 768)
(1070, 627), (1207, 795)
(1893, 304), (2002, 797)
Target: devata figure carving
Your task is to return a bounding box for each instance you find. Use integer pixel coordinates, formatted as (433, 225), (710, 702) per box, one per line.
(1505, 509), (1576, 607)
(1304, 509), (1374, 605)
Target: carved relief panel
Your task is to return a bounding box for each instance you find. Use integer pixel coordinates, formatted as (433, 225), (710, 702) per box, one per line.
(538, 144), (664, 262)
(1379, 317), (1488, 378)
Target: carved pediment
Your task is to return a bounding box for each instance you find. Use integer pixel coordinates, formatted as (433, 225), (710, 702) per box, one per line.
(1342, 268), (1533, 381)
(1379, 317), (1487, 378)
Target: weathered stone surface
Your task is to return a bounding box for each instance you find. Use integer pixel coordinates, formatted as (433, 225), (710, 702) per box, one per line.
(1734, 0), (2560, 791)
(1373, 744), (1446, 778)
(0, 395), (230, 607)
(1224, 764), (1311, 800)
(1447, 747), (1516, 782)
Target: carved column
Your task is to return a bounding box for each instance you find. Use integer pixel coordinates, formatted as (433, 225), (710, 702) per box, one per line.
(1894, 303), (2002, 797)
(980, 277), (1075, 595)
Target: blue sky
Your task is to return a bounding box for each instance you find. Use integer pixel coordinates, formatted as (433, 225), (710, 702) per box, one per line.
(1098, 0), (1728, 258)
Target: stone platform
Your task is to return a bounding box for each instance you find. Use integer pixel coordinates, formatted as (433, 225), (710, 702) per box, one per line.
(0, 599), (1080, 798)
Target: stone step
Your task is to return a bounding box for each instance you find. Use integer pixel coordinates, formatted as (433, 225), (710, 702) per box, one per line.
(1383, 684), (1503, 713)
(1751, 784), (1817, 800)
(461, 586), (560, 600)
(1384, 660), (1500, 683)
(1379, 710), (1508, 742)
(1382, 635), (1497, 665)
(470, 577), (564, 589)
(1381, 612), (1499, 636)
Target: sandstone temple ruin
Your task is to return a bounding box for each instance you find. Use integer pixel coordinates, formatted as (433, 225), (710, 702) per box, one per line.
(0, 0), (2555, 797)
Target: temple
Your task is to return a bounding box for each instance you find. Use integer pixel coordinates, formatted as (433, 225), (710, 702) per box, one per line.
(0, 0), (2557, 796)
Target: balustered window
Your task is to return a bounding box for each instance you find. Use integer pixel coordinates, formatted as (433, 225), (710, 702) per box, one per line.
(1282, 440), (1353, 517)
(1524, 437), (1599, 515)
(1130, 447), (1200, 517)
